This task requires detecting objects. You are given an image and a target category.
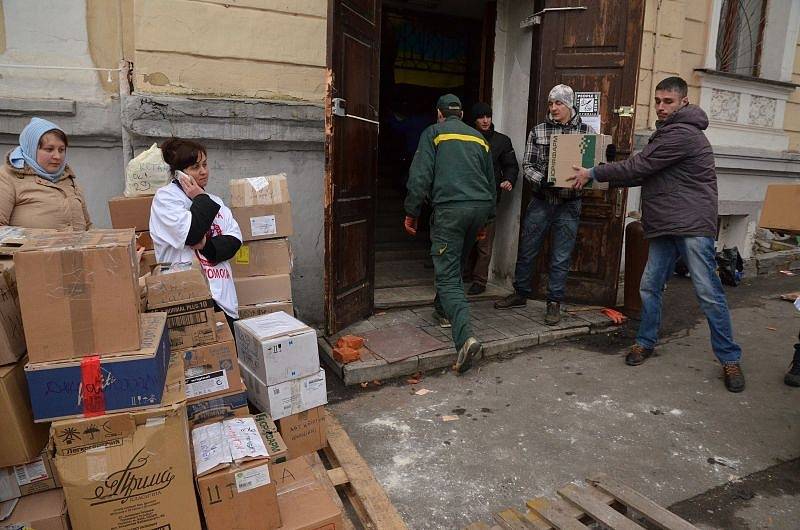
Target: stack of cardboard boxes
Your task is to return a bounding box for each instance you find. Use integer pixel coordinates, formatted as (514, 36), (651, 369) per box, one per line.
(229, 174), (295, 318)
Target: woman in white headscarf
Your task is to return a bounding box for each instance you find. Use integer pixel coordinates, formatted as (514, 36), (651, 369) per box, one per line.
(0, 117), (92, 230)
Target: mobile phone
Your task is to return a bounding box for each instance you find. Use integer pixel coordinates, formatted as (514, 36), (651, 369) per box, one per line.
(175, 170), (196, 187)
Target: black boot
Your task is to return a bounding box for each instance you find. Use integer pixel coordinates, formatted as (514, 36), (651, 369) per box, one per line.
(785, 344), (800, 387)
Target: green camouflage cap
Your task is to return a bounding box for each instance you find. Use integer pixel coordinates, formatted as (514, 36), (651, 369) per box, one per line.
(436, 93), (462, 112)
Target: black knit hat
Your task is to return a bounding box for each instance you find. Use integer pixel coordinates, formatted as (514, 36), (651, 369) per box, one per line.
(471, 102), (492, 119)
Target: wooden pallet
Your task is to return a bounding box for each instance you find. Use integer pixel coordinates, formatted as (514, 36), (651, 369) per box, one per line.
(312, 412), (408, 530)
(466, 474), (698, 530)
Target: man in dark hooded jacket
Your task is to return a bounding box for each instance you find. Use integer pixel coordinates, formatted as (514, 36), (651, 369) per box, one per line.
(570, 76), (745, 393)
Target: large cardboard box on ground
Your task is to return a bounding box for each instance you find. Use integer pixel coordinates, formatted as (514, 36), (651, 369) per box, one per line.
(15, 230), (140, 362)
(186, 387), (249, 426)
(0, 449), (60, 502)
(146, 264), (218, 350)
(239, 300), (294, 319)
(231, 238), (292, 277)
(547, 133), (611, 189)
(108, 194), (153, 231)
(272, 456), (344, 530)
(52, 354), (201, 530)
(0, 259), (24, 366)
(759, 184), (800, 234)
(242, 365), (327, 421)
(234, 274), (293, 306)
(183, 314), (243, 401)
(0, 357), (49, 468)
(192, 416), (283, 530)
(235, 311), (319, 386)
(25, 312), (171, 422)
(0, 488), (69, 530)
(278, 407), (327, 459)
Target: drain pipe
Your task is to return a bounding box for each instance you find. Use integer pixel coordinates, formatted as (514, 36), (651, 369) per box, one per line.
(118, 59), (134, 165)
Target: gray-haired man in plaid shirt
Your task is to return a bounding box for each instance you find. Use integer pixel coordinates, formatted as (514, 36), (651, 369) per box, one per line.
(494, 84), (595, 324)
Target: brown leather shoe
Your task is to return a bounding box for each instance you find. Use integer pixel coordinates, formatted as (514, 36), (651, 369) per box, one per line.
(723, 363), (745, 393)
(625, 344), (654, 366)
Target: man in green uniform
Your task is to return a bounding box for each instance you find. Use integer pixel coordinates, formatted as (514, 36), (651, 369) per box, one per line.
(404, 94), (496, 374)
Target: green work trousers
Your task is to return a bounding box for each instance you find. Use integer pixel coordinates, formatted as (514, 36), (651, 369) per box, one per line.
(431, 204), (494, 350)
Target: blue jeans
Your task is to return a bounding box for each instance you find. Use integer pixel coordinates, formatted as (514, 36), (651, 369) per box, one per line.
(637, 236), (742, 365)
(512, 196), (581, 301)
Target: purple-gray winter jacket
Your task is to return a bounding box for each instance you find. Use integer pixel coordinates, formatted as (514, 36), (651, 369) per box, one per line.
(593, 104), (718, 239)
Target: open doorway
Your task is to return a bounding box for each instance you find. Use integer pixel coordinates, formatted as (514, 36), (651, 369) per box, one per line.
(374, 0), (502, 309)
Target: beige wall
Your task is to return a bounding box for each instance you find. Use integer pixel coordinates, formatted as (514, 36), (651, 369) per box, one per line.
(786, 32), (800, 152)
(131, 0), (327, 102)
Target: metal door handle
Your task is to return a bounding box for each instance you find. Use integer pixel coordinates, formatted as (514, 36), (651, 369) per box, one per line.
(332, 98), (379, 126)
(521, 6), (587, 28)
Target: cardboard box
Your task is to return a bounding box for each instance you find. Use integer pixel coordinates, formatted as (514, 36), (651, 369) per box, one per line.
(186, 387), (249, 426)
(0, 450), (60, 502)
(235, 311), (319, 386)
(759, 185), (800, 234)
(0, 260), (24, 366)
(242, 366), (327, 421)
(229, 174), (290, 208)
(0, 488), (69, 530)
(231, 238), (292, 277)
(278, 407), (327, 459)
(183, 314), (243, 401)
(253, 413), (289, 466)
(15, 230), (141, 362)
(52, 359), (201, 530)
(136, 230), (154, 250)
(146, 264), (218, 350)
(192, 416), (284, 530)
(0, 357), (49, 468)
(108, 194), (153, 231)
(231, 203), (294, 241)
(25, 312), (171, 422)
(547, 133), (611, 189)
(0, 227), (57, 257)
(139, 249), (158, 278)
(272, 456), (344, 530)
(234, 274), (293, 307)
(239, 301), (294, 319)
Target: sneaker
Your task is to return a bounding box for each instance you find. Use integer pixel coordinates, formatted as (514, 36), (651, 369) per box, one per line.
(494, 292), (527, 310)
(544, 301), (561, 326)
(432, 311), (451, 328)
(625, 344), (654, 366)
(454, 337), (482, 374)
(723, 363), (745, 393)
(784, 344), (800, 387)
(467, 283), (486, 296)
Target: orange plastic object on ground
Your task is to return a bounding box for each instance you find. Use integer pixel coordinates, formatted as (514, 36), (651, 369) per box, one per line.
(600, 308), (627, 325)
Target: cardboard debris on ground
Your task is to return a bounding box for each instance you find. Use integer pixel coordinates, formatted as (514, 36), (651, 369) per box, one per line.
(780, 292), (800, 301)
(759, 184), (800, 234)
(414, 389), (434, 396)
(441, 415), (460, 422)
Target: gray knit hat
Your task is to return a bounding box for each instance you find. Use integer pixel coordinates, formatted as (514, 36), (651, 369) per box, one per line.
(548, 84), (575, 108)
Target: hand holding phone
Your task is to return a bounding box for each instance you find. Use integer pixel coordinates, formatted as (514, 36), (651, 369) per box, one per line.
(175, 170), (204, 199)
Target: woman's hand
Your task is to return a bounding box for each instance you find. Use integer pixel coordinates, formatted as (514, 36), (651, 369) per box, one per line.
(190, 235), (207, 250)
(179, 173), (205, 199)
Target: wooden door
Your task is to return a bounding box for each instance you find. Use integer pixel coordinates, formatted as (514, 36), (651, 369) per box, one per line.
(325, 0), (381, 333)
(526, 0), (645, 306)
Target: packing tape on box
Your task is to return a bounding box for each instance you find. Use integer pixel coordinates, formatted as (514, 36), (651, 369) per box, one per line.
(60, 247), (95, 356)
(79, 355), (106, 417)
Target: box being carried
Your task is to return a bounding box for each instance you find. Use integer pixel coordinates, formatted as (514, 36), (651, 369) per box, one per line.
(235, 311), (319, 386)
(146, 262), (218, 350)
(14, 229), (140, 363)
(759, 185), (800, 235)
(230, 174), (293, 241)
(547, 133), (611, 189)
(192, 416), (286, 530)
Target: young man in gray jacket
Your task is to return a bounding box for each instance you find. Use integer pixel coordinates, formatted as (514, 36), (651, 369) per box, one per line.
(570, 76), (745, 393)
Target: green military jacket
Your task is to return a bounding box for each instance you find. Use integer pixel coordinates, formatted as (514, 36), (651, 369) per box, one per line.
(405, 116), (496, 218)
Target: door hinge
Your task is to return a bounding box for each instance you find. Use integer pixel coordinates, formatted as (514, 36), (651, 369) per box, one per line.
(613, 106), (635, 118)
(331, 98), (380, 127)
(520, 6), (587, 28)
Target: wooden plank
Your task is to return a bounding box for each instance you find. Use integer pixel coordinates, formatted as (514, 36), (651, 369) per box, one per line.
(522, 510), (553, 530)
(587, 474), (698, 530)
(526, 497), (588, 530)
(493, 508), (532, 529)
(308, 453), (357, 530)
(326, 414), (409, 529)
(558, 484), (644, 530)
(465, 523), (493, 530)
(327, 466), (349, 487)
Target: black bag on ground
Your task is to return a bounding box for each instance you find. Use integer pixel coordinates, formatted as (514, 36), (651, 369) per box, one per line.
(716, 247), (744, 287)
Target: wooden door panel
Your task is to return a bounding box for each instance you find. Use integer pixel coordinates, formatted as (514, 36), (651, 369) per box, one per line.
(527, 0), (645, 306)
(326, 0), (381, 334)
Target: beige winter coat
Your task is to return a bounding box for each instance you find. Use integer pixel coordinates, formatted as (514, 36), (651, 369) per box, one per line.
(0, 155), (92, 231)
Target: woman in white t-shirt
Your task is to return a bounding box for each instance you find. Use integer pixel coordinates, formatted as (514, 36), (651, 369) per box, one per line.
(149, 138), (242, 330)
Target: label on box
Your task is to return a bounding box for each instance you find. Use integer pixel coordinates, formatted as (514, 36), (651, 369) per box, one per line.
(193, 417), (270, 476)
(235, 464), (270, 493)
(247, 176), (269, 193)
(13, 457), (47, 486)
(251, 215), (277, 237)
(186, 370), (229, 398)
(235, 245), (250, 264)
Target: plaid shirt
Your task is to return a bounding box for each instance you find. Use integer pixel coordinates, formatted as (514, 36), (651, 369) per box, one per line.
(523, 113), (594, 204)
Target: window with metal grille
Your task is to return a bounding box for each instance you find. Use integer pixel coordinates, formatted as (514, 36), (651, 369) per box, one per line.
(715, 0), (768, 77)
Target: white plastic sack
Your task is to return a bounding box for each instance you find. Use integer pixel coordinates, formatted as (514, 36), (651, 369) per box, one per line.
(124, 143), (171, 197)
